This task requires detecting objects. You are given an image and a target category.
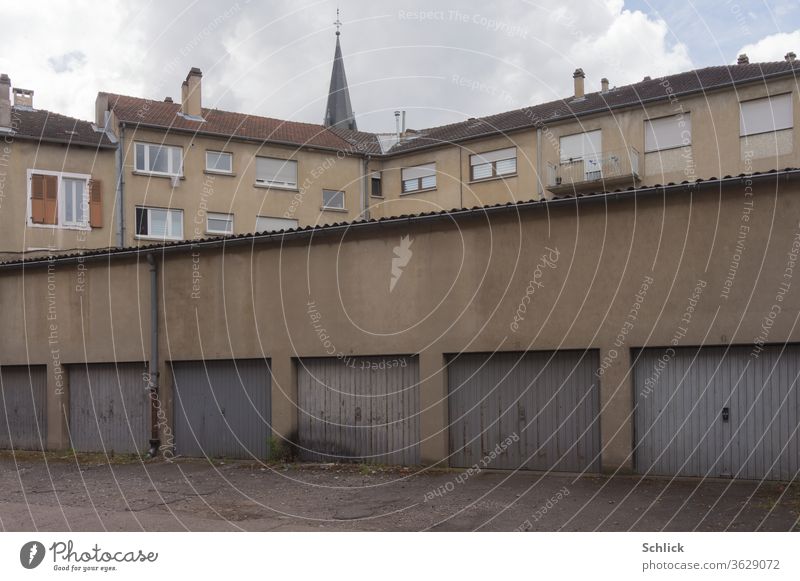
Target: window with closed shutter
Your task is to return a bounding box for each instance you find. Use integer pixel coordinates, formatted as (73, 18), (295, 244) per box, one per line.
(740, 93), (793, 136)
(89, 179), (102, 228)
(470, 147), (517, 180)
(255, 157), (298, 189)
(401, 163), (437, 193)
(30, 174), (58, 225)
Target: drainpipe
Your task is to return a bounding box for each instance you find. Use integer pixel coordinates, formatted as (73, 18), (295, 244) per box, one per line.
(116, 125), (126, 247)
(536, 126), (543, 199)
(362, 155), (371, 220)
(146, 253), (161, 457)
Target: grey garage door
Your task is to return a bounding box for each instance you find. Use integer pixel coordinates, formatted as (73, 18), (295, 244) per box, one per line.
(297, 356), (420, 464)
(448, 351), (601, 472)
(69, 362), (149, 454)
(172, 359), (271, 460)
(634, 345), (800, 480)
(0, 365), (47, 450)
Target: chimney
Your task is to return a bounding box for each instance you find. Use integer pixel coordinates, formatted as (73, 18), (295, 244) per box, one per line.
(601, 77), (609, 93)
(181, 67), (202, 118)
(164, 96), (174, 103)
(573, 68), (585, 99)
(394, 110), (401, 140)
(737, 54), (749, 65)
(0, 74), (10, 130)
(786, 51), (797, 62)
(13, 88), (33, 109)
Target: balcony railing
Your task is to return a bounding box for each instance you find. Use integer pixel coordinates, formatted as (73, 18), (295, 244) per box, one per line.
(547, 146), (640, 192)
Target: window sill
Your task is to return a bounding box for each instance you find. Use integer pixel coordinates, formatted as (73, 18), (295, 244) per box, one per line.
(132, 171), (185, 180)
(135, 235), (183, 242)
(204, 169), (236, 177)
(644, 145), (691, 154)
(469, 173), (518, 184)
(254, 183), (299, 192)
(28, 223), (91, 232)
(320, 206), (348, 213)
(740, 129), (792, 139)
(206, 230), (234, 236)
(400, 187), (437, 196)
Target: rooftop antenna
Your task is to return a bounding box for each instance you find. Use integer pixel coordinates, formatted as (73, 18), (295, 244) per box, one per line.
(333, 8), (342, 36)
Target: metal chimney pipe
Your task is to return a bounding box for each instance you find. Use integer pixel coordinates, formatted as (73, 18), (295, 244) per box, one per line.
(394, 110), (401, 140)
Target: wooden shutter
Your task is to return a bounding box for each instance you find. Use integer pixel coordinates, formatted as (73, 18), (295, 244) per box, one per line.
(43, 175), (58, 225)
(89, 179), (102, 228)
(30, 174), (46, 223)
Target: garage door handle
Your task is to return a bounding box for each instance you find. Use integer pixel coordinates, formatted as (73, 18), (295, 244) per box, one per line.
(722, 407), (729, 422)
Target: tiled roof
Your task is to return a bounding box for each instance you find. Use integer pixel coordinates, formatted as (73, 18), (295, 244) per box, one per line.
(2, 167), (797, 268)
(104, 93), (358, 152)
(370, 60), (800, 155)
(8, 106), (115, 149)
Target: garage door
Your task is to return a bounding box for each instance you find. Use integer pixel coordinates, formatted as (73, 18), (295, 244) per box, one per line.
(448, 351), (601, 472)
(69, 362), (149, 454)
(172, 359), (271, 460)
(0, 365), (47, 450)
(634, 345), (800, 480)
(297, 356), (420, 464)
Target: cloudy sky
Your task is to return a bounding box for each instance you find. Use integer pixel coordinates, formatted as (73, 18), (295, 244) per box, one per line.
(1, 0), (798, 132)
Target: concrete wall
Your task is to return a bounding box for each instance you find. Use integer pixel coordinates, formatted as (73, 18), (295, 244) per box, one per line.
(2, 173), (799, 472)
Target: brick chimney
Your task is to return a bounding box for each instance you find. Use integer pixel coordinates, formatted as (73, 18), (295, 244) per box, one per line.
(573, 68), (585, 99)
(181, 67), (203, 118)
(0, 74), (10, 130)
(786, 51), (797, 62)
(737, 54), (749, 65)
(601, 77), (609, 93)
(13, 88), (33, 109)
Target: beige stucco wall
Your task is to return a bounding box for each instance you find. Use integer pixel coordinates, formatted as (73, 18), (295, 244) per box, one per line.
(0, 138), (116, 259)
(2, 176), (798, 472)
(118, 126), (366, 245)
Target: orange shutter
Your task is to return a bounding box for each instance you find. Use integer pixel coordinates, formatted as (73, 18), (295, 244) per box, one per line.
(89, 179), (102, 228)
(30, 174), (46, 223)
(43, 175), (58, 225)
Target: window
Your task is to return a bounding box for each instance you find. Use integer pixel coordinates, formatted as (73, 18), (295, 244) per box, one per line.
(29, 171), (100, 229)
(255, 157), (298, 189)
(206, 212), (234, 235)
(645, 114), (691, 152)
(206, 151), (233, 174)
(255, 216), (299, 233)
(371, 172), (382, 197)
(559, 130), (602, 162)
(135, 207), (183, 240)
(322, 189), (345, 209)
(135, 142), (183, 176)
(470, 147), (517, 180)
(740, 93), (793, 137)
(401, 163), (436, 193)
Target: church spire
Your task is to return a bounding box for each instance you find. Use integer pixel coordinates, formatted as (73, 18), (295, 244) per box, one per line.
(323, 9), (357, 131)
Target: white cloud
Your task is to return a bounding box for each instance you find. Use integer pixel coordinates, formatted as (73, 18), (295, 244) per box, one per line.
(0, 0), (693, 132)
(737, 29), (800, 63)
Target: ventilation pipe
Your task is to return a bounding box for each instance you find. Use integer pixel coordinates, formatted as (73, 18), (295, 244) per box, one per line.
(394, 110), (401, 140)
(146, 253), (161, 457)
(401, 111), (406, 136)
(0, 74), (10, 130)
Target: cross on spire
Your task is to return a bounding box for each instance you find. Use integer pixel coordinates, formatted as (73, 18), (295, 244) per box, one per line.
(333, 8), (342, 36)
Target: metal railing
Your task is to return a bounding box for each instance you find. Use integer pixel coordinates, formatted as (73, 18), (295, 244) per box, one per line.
(547, 146), (640, 188)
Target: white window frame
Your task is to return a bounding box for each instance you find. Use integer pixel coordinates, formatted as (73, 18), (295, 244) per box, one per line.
(206, 212), (234, 235)
(644, 113), (692, 153)
(401, 163), (437, 194)
(26, 168), (91, 231)
(322, 189), (346, 210)
(739, 93), (794, 137)
(205, 150), (233, 174)
(135, 206), (184, 241)
(255, 216), (299, 233)
(470, 147), (518, 181)
(255, 156), (298, 190)
(134, 142), (183, 177)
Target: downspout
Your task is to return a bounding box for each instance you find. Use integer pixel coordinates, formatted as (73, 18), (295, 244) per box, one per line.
(116, 125), (126, 247)
(459, 147), (463, 209)
(146, 253), (160, 457)
(536, 126), (543, 199)
(362, 155), (371, 220)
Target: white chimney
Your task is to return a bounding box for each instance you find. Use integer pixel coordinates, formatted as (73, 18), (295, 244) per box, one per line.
(181, 67), (203, 118)
(0, 74), (10, 130)
(573, 68), (585, 99)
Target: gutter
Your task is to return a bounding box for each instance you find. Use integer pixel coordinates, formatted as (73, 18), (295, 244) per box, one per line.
(146, 253), (161, 457)
(2, 169), (797, 271)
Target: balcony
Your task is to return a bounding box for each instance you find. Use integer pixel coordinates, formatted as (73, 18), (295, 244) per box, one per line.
(547, 146), (641, 194)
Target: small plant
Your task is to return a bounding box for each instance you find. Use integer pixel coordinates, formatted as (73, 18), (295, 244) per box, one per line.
(268, 437), (294, 463)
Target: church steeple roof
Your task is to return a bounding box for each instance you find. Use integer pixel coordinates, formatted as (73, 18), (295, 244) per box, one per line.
(323, 10), (357, 131)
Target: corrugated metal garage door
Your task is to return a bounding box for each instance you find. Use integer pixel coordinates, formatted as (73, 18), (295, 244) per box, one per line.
(0, 365), (47, 450)
(297, 356), (420, 464)
(448, 351), (601, 472)
(172, 359), (271, 460)
(69, 362), (149, 454)
(634, 345), (800, 480)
